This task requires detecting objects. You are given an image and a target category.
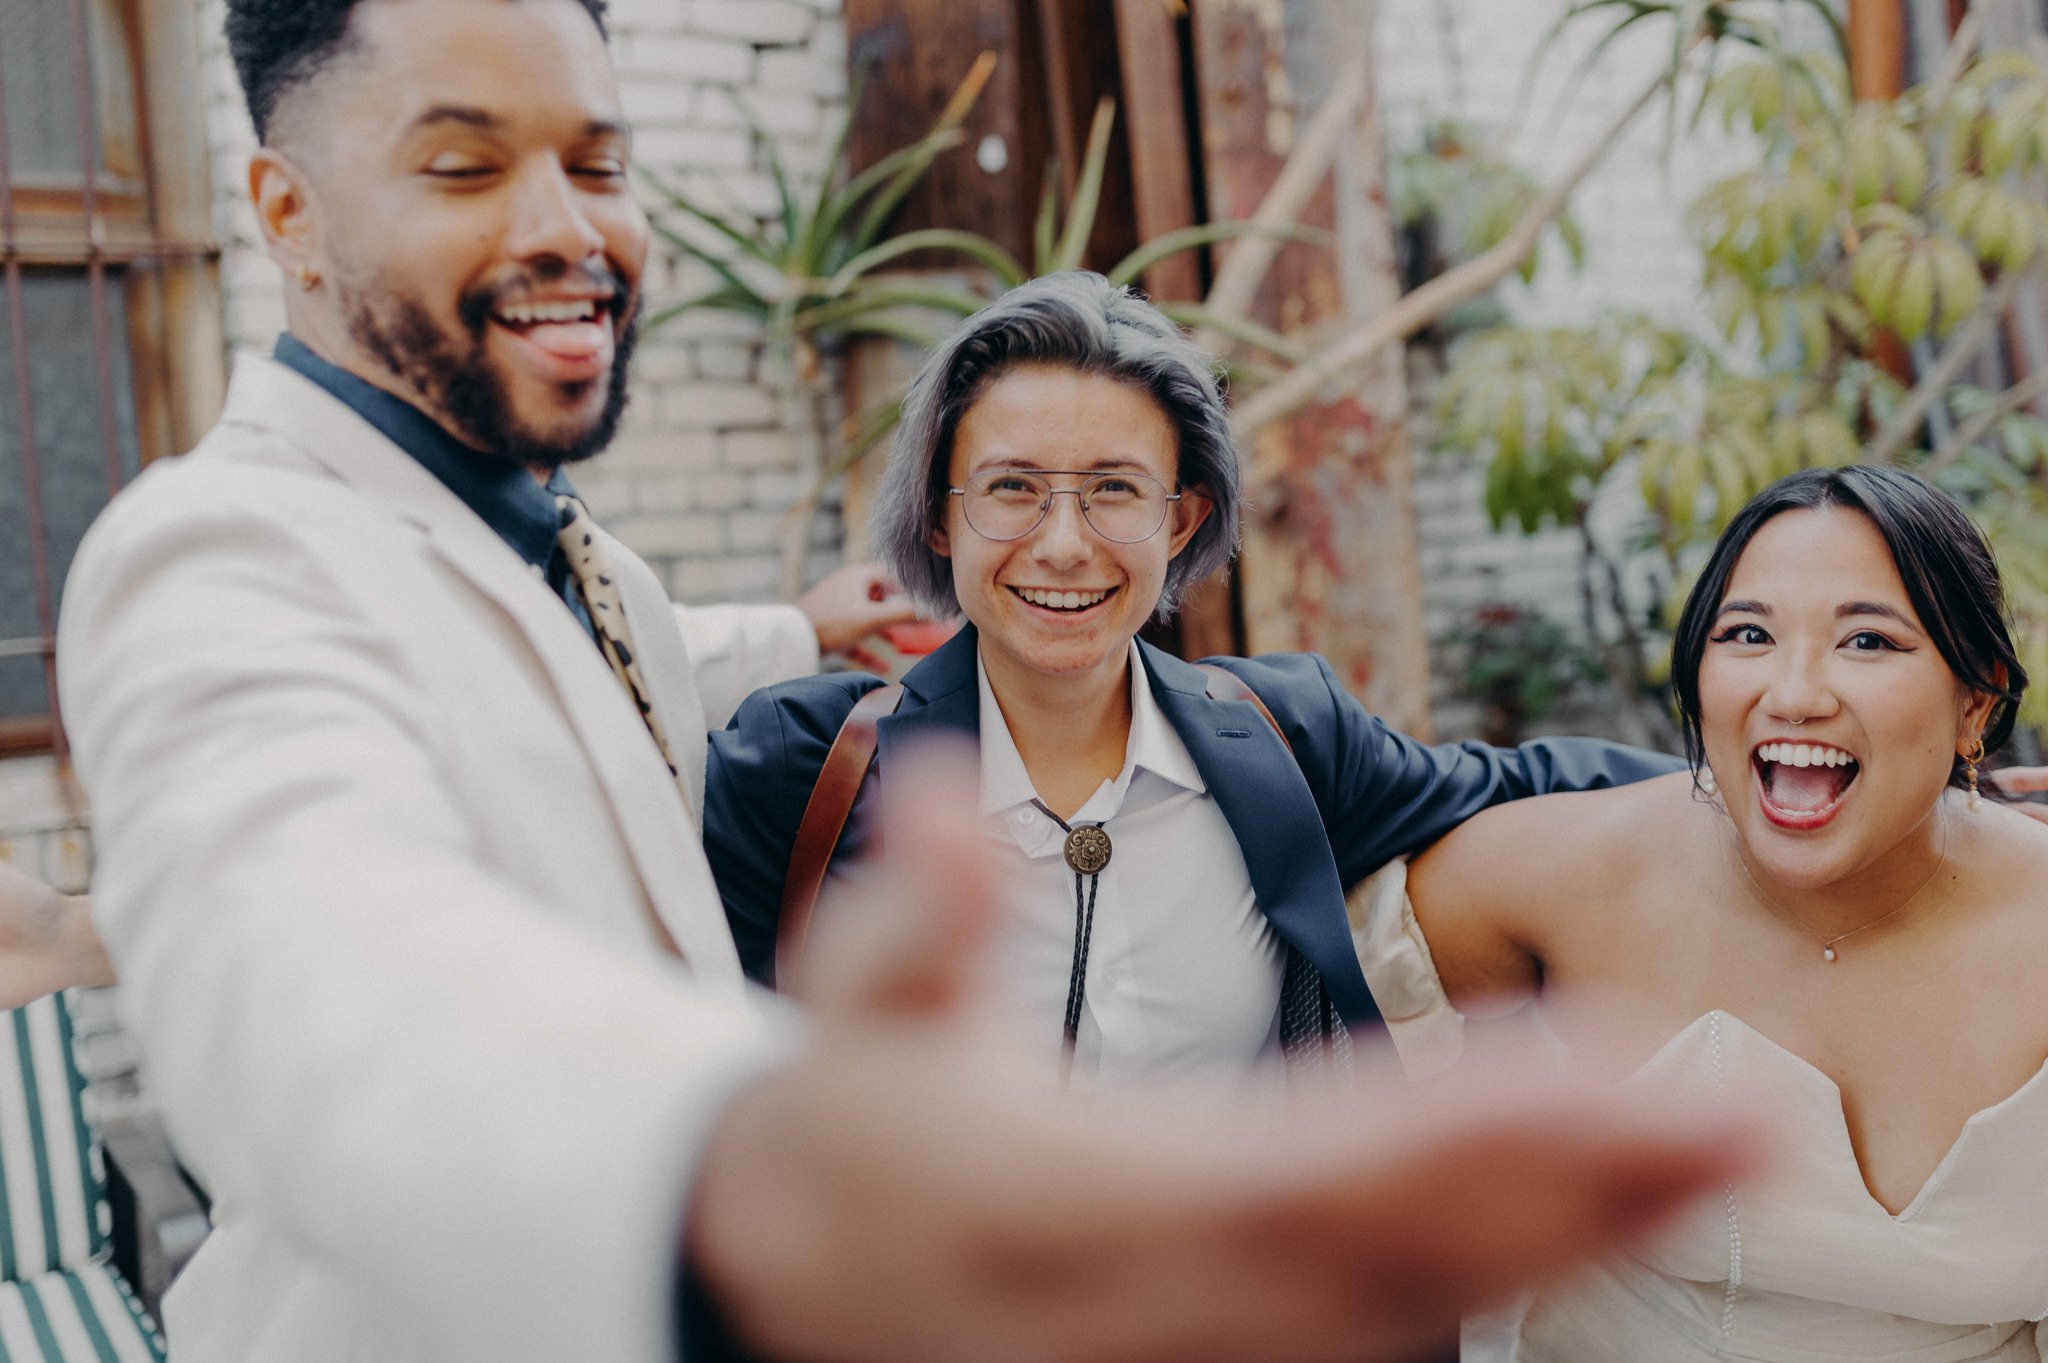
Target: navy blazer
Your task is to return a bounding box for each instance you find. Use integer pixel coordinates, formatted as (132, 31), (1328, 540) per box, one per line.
(704, 627), (1682, 1026)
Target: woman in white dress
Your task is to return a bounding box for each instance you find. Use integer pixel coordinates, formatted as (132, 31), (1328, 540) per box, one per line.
(1382, 464), (2048, 1361)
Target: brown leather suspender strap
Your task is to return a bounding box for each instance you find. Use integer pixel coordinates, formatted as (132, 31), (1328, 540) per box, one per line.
(1193, 663), (1290, 752)
(776, 682), (903, 985)
(775, 665), (1285, 986)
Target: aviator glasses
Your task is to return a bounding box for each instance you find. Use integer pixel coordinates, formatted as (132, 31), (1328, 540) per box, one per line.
(949, 467), (1182, 544)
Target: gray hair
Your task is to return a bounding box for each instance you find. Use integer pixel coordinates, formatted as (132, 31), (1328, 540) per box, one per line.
(870, 270), (1244, 619)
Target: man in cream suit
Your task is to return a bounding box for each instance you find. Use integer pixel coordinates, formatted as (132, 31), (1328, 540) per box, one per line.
(56, 0), (1762, 1359)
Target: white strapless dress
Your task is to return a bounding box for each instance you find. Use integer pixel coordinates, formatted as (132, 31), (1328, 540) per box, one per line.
(1350, 870), (2048, 1363)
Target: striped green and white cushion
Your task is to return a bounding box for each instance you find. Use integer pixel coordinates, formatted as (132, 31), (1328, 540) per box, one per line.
(0, 995), (105, 1281)
(0, 1263), (165, 1362)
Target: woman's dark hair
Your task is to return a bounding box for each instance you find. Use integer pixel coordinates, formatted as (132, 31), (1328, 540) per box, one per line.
(1670, 464), (2026, 790)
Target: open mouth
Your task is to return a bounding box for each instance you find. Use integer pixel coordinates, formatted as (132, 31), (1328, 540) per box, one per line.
(1009, 585), (1116, 613)
(1752, 741), (1860, 828)
(489, 297), (616, 380)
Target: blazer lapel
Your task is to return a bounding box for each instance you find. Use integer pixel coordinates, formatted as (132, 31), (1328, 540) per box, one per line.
(226, 357), (745, 983)
(1142, 644), (1378, 1024)
(873, 625), (982, 773)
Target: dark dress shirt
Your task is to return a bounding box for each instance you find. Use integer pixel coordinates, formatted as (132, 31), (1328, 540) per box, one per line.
(272, 334), (596, 639)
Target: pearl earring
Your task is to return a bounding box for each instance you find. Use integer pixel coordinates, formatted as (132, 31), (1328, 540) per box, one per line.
(1697, 764), (1718, 797)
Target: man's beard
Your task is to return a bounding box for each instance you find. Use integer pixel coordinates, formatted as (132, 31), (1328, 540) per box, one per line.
(345, 265), (637, 470)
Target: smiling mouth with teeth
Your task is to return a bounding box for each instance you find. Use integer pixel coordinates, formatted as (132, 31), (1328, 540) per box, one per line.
(1753, 741), (1861, 818)
(494, 299), (606, 328)
(1012, 586), (1115, 612)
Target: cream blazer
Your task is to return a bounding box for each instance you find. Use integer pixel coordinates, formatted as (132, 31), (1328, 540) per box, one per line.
(58, 355), (809, 1363)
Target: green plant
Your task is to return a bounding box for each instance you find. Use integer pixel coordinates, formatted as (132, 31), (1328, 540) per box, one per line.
(637, 53), (1001, 374)
(1436, 2), (2048, 736)
(1450, 600), (1603, 745)
(646, 71), (1326, 479)
(1391, 119), (1586, 292)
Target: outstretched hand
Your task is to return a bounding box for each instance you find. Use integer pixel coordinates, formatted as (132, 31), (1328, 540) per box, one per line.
(0, 858), (114, 1008)
(1990, 766), (2048, 824)
(686, 743), (1768, 1363)
(797, 563), (921, 661)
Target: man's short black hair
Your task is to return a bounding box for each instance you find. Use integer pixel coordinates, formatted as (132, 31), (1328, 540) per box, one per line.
(225, 0), (611, 142)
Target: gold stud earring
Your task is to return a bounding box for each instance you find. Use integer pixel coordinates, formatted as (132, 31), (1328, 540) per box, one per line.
(295, 264), (320, 292)
(1965, 738), (1986, 812)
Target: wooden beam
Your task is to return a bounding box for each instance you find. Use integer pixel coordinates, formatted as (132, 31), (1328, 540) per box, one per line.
(1114, 0), (1203, 302)
(1191, 0), (1429, 730)
(843, 0), (1047, 263)
(1848, 0), (1907, 100)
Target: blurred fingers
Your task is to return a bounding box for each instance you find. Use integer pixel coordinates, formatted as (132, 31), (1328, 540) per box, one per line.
(794, 738), (1006, 1023)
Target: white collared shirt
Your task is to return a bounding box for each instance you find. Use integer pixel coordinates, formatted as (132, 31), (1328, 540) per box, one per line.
(971, 644), (1283, 1080)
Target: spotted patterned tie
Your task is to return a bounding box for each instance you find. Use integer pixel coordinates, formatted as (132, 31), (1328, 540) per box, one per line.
(554, 494), (680, 779)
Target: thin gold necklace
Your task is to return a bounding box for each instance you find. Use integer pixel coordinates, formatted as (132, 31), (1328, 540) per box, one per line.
(1731, 815), (1950, 963)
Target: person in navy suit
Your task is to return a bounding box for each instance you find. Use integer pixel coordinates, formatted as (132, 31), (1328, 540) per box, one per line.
(705, 270), (1679, 1072)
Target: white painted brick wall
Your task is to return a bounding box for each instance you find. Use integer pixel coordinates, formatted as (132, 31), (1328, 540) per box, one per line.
(189, 0), (849, 606)
(1376, 0), (1783, 740)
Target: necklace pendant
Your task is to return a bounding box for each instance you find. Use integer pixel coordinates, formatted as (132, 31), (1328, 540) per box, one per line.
(1062, 825), (1112, 876)
(1822, 946), (1837, 962)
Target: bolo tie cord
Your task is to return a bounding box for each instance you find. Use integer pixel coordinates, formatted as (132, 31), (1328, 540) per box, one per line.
(1029, 798), (1109, 1053)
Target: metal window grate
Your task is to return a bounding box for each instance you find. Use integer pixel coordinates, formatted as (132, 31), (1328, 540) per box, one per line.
(0, 0), (221, 759)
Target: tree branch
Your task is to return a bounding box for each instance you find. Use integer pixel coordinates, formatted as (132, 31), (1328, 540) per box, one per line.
(1922, 0), (1987, 117)
(1923, 367), (2048, 475)
(1194, 52), (1371, 348)
(1230, 57), (1674, 446)
(1863, 264), (2030, 466)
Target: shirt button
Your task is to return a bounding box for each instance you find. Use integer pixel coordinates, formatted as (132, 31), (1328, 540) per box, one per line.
(1014, 809), (1033, 824)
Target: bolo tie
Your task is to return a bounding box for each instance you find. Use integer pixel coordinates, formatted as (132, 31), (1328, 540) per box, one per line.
(1028, 799), (1113, 1055)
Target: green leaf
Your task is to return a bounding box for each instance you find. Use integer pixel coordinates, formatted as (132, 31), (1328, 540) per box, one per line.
(721, 91), (801, 250)
(638, 170), (780, 266)
(638, 283), (764, 334)
(793, 281), (986, 335)
(1154, 302), (1315, 364)
(844, 127), (970, 256)
(1106, 220), (1332, 289)
(1034, 165), (1060, 274)
(649, 224), (772, 310)
(828, 229), (1028, 293)
(1050, 99), (1119, 273)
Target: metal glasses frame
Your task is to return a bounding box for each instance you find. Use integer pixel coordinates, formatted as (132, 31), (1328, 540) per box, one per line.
(946, 467), (1183, 544)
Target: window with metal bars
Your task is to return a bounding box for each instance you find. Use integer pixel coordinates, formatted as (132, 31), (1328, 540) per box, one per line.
(0, 0), (222, 758)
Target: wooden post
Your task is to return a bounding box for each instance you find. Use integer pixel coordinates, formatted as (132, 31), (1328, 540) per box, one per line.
(1191, 0), (1430, 730)
(1848, 0), (1908, 101)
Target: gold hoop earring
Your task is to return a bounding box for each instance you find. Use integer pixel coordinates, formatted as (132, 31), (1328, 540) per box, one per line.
(1965, 738), (1986, 812)
(295, 264), (320, 292)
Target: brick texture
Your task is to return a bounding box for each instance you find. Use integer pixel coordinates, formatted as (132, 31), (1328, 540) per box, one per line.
(188, 0), (850, 609)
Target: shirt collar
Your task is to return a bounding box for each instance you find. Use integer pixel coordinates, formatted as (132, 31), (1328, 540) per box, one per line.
(976, 642), (1207, 821)
(272, 333), (573, 571)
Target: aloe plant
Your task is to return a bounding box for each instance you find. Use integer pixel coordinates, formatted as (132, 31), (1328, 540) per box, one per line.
(637, 53), (999, 367)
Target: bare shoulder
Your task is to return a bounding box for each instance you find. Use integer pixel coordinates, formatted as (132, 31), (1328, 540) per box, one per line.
(1409, 771), (1699, 949)
(1971, 796), (2048, 889)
